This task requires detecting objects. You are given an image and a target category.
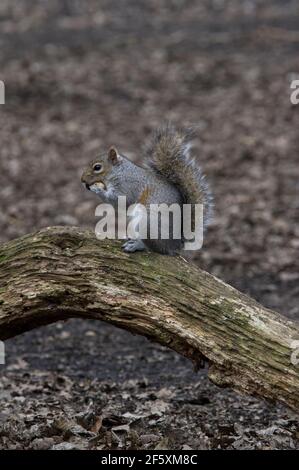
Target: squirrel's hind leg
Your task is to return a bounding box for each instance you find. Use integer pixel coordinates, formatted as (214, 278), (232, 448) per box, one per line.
(122, 239), (146, 253)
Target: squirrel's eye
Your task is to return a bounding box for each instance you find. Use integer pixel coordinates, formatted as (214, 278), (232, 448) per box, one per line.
(93, 164), (102, 173)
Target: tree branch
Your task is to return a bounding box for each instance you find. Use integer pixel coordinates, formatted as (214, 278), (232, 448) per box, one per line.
(0, 226), (298, 410)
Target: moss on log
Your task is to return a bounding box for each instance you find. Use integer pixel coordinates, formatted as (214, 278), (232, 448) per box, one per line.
(0, 226), (298, 411)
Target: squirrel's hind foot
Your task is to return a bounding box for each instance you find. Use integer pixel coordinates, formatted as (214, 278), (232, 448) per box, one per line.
(122, 239), (146, 253)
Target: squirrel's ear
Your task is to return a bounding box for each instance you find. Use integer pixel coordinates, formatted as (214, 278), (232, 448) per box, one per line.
(108, 146), (120, 165)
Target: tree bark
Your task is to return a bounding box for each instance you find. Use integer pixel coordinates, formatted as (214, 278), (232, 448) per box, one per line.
(0, 226), (298, 411)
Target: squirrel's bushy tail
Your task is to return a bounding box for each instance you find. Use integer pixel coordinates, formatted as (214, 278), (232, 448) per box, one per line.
(145, 125), (213, 228)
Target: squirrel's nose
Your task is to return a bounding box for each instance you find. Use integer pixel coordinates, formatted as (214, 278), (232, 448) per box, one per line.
(81, 174), (90, 190)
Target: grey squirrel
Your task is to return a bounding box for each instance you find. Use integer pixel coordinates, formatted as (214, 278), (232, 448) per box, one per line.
(81, 125), (213, 254)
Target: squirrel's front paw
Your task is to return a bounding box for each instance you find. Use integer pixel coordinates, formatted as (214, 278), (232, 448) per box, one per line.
(122, 239), (146, 253)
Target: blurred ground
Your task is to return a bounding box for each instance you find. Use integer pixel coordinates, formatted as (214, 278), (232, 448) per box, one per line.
(0, 0), (298, 450)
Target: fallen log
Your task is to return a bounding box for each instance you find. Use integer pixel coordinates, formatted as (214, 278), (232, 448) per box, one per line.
(0, 226), (298, 410)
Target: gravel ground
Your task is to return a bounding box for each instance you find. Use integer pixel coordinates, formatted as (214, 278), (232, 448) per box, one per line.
(0, 0), (298, 450)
